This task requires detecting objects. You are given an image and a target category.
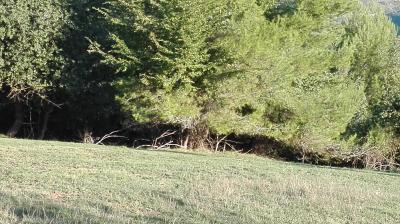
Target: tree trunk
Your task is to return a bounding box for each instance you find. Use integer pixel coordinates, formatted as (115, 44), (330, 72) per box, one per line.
(39, 104), (54, 140)
(183, 134), (190, 149)
(182, 126), (209, 149)
(7, 101), (24, 138)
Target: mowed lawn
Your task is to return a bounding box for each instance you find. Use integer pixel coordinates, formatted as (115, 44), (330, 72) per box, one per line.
(0, 138), (399, 224)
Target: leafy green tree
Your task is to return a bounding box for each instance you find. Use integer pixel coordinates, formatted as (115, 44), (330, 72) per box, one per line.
(56, 0), (123, 140)
(0, 0), (67, 137)
(342, 3), (399, 142)
(92, 0), (265, 147)
(208, 0), (365, 150)
(94, 0), (400, 158)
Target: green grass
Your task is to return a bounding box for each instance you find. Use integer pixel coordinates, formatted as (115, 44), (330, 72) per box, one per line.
(0, 138), (399, 223)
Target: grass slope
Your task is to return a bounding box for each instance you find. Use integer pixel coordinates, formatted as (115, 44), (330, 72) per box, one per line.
(0, 138), (399, 224)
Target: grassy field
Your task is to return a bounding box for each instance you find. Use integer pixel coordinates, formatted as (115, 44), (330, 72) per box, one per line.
(0, 138), (399, 223)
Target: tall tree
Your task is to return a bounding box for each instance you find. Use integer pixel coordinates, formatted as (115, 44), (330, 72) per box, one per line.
(208, 0), (365, 148)
(92, 0), (264, 147)
(56, 0), (122, 140)
(343, 2), (399, 146)
(0, 0), (67, 137)
(94, 0), (400, 155)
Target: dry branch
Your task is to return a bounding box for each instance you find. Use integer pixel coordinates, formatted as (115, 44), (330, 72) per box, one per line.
(95, 130), (127, 145)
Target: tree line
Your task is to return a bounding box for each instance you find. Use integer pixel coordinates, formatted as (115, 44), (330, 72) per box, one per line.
(1, 0), (400, 169)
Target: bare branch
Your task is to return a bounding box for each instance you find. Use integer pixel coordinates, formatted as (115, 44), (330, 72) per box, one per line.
(95, 130), (127, 145)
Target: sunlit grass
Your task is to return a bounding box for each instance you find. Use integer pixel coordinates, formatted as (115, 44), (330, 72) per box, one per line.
(0, 138), (399, 223)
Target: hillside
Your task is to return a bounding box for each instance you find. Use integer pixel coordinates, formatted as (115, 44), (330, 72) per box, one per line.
(378, 0), (400, 14)
(371, 0), (400, 26)
(0, 138), (399, 223)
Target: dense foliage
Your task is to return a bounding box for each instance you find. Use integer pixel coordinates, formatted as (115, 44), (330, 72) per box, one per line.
(0, 0), (67, 137)
(1, 0), (400, 169)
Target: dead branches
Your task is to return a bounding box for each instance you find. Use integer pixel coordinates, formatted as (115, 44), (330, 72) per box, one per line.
(136, 130), (183, 149)
(340, 150), (400, 171)
(207, 135), (239, 152)
(95, 130), (127, 145)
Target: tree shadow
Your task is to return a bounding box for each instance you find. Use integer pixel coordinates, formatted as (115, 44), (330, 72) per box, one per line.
(134, 148), (209, 157)
(0, 192), (115, 224)
(0, 192), (186, 224)
(288, 161), (400, 177)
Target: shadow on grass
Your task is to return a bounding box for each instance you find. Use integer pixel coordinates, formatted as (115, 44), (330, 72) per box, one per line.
(0, 192), (168, 224)
(287, 161), (400, 177)
(134, 148), (209, 157)
(0, 193), (103, 224)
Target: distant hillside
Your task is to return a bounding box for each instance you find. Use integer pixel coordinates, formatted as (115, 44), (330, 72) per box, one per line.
(377, 0), (400, 14)
(391, 15), (400, 27)
(360, 1), (400, 26)
(376, 0), (400, 27)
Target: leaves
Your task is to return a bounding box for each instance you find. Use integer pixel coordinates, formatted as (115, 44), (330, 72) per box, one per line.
(0, 0), (67, 100)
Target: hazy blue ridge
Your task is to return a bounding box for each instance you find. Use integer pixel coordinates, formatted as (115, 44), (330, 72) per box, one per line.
(390, 15), (400, 26)
(375, 0), (400, 26)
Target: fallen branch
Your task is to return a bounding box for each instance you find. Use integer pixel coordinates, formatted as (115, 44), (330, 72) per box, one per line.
(153, 130), (177, 146)
(95, 130), (127, 145)
(136, 130), (184, 149)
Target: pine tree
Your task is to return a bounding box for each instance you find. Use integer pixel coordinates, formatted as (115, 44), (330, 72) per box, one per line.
(92, 0), (265, 147)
